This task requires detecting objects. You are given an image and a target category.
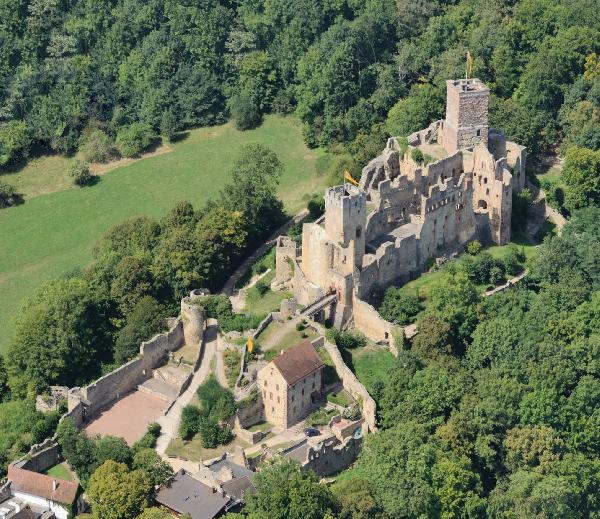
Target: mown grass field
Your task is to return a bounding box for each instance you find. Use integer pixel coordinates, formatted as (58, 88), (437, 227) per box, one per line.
(0, 115), (331, 353)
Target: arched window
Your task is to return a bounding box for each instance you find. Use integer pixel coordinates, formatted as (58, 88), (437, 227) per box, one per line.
(478, 200), (488, 209)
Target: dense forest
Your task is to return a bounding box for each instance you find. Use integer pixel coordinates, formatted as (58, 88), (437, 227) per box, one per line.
(0, 0), (599, 173)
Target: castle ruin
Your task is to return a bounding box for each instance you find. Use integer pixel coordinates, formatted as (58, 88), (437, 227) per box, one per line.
(274, 78), (526, 342)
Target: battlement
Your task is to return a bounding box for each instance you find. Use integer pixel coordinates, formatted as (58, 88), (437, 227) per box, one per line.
(446, 78), (489, 94)
(325, 184), (365, 205)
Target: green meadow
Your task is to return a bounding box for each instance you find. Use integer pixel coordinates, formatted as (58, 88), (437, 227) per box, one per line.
(0, 116), (331, 352)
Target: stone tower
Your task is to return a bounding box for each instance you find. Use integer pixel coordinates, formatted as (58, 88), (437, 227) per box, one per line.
(441, 78), (490, 154)
(324, 184), (367, 269)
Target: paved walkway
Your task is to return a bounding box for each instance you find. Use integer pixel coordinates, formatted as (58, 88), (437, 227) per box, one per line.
(154, 324), (218, 462)
(221, 209), (308, 295)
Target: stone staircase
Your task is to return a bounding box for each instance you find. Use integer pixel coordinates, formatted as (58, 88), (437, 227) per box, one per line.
(137, 364), (191, 403)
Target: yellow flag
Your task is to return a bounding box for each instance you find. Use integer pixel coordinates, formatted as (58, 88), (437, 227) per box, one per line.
(247, 336), (253, 353)
(344, 170), (359, 187)
(467, 50), (474, 78)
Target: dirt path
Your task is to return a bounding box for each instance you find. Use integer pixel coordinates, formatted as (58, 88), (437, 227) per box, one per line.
(88, 144), (173, 177)
(154, 323), (218, 463)
(230, 268), (272, 312)
(221, 209), (308, 296)
(215, 339), (230, 389)
(260, 316), (299, 350)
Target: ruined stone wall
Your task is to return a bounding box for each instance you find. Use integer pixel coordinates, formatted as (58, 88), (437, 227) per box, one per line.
(488, 131), (526, 191)
(274, 236), (299, 287)
(360, 146), (401, 190)
(506, 140), (527, 191)
(323, 341), (377, 432)
(407, 121), (442, 146)
(13, 439), (59, 473)
(424, 151), (465, 186)
(67, 319), (185, 425)
(365, 179), (416, 244)
(418, 175), (477, 258)
(292, 255), (325, 306)
(237, 393), (265, 429)
(358, 234), (419, 298)
(300, 436), (362, 477)
(352, 294), (395, 343)
(472, 146), (512, 244)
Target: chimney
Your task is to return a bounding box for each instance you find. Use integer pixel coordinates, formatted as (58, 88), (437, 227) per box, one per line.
(52, 480), (58, 492)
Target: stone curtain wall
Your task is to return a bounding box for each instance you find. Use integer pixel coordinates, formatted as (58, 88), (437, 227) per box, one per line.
(67, 319), (185, 426)
(322, 340), (377, 432)
(352, 294), (396, 348)
(13, 439), (60, 473)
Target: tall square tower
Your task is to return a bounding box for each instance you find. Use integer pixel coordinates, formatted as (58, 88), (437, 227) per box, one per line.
(441, 78), (490, 154)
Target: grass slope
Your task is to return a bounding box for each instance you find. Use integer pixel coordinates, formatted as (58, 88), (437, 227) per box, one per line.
(0, 116), (330, 352)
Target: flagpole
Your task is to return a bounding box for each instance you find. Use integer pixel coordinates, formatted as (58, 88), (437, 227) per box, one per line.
(466, 52), (468, 79)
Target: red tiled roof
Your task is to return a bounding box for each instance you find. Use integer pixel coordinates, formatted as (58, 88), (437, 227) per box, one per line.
(8, 466), (79, 505)
(272, 341), (324, 386)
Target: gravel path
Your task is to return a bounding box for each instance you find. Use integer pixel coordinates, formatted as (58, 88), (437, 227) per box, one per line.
(154, 323), (218, 463)
(221, 209), (308, 296)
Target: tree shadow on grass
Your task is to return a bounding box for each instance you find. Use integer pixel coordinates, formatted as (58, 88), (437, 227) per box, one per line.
(169, 131), (191, 144)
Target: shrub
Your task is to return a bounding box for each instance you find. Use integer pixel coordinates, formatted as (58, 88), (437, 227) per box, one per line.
(411, 148), (424, 164)
(116, 122), (157, 157)
(296, 322), (306, 331)
(198, 419), (232, 449)
(196, 375), (237, 422)
(379, 288), (422, 325)
(469, 252), (498, 284)
(307, 197), (325, 220)
(80, 130), (115, 163)
(265, 349), (278, 361)
(179, 405), (201, 440)
(466, 240), (482, 255)
(490, 265), (506, 285)
(0, 181), (20, 208)
(502, 245), (526, 276)
(68, 160), (95, 187)
(255, 279), (269, 296)
(229, 91), (262, 131)
(328, 329), (366, 350)
(342, 404), (361, 420)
